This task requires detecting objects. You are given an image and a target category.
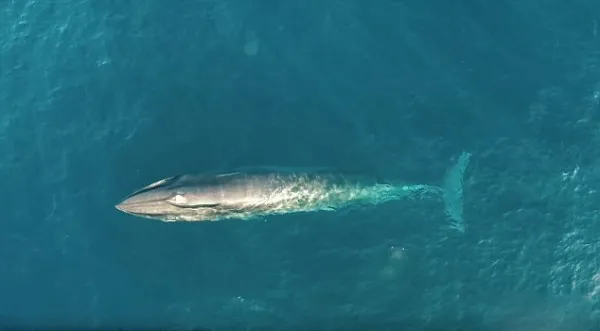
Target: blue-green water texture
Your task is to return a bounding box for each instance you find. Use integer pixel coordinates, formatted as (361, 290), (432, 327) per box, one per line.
(2, 1), (600, 330)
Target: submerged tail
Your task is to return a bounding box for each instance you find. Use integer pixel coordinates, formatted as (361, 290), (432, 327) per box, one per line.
(442, 151), (472, 232)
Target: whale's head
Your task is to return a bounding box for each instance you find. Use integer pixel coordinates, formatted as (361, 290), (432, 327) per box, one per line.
(115, 175), (225, 222)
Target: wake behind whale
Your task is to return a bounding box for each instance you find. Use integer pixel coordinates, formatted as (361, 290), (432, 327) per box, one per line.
(116, 152), (472, 231)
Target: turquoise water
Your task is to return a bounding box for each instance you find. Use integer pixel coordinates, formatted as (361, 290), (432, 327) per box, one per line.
(1, 1), (600, 330)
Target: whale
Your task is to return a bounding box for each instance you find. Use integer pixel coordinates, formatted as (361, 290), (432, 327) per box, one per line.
(115, 152), (471, 231)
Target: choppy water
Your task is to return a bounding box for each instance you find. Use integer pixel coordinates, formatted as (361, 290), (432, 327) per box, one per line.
(1, 0), (600, 330)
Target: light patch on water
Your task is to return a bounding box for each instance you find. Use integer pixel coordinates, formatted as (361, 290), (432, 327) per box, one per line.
(243, 29), (260, 56)
(223, 296), (273, 315)
(95, 57), (111, 67)
(211, 2), (242, 41)
(379, 245), (410, 281)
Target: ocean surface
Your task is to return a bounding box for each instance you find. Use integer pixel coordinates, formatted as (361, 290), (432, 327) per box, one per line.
(2, 0), (600, 330)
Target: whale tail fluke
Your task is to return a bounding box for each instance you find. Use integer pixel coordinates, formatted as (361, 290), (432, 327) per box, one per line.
(442, 151), (472, 232)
